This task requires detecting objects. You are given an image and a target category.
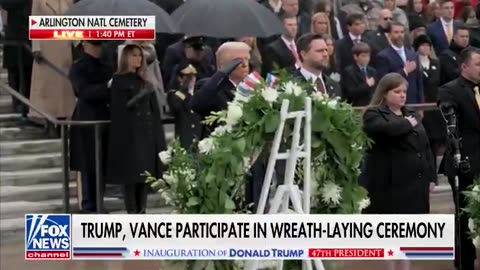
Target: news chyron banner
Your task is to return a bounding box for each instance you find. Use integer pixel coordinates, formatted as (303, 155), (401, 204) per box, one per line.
(25, 214), (455, 261)
(29, 16), (155, 40)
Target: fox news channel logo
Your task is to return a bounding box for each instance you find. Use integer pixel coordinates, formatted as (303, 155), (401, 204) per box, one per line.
(25, 214), (71, 260)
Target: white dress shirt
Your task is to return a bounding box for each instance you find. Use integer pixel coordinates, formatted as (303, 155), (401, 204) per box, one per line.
(349, 32), (361, 43)
(282, 36), (301, 69)
(300, 67), (326, 93)
(391, 44), (407, 63)
(440, 17), (453, 39)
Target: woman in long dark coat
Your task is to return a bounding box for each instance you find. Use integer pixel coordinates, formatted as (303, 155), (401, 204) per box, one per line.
(362, 73), (436, 270)
(413, 35), (446, 185)
(106, 44), (166, 214)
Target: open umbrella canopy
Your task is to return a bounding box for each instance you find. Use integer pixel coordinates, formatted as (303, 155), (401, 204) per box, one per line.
(64, 0), (179, 34)
(171, 0), (283, 38)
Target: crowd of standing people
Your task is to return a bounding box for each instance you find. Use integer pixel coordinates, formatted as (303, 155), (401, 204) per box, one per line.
(0, 0), (479, 269)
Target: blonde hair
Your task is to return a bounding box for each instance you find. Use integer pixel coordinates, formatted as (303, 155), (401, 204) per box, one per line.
(368, 73), (408, 107)
(117, 44), (147, 80)
(311, 12), (331, 36)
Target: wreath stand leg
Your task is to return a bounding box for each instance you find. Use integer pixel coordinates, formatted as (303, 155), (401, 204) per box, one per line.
(245, 98), (325, 270)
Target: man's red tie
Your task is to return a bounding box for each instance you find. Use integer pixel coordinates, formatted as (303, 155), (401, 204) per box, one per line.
(289, 43), (301, 67)
(316, 78), (326, 94)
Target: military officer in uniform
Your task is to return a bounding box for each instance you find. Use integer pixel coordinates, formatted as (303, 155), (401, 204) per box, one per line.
(167, 62), (202, 149)
(68, 40), (113, 213)
(438, 47), (480, 270)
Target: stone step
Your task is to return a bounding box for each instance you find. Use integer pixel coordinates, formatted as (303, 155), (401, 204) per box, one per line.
(0, 182), (77, 202)
(0, 113), (21, 127)
(0, 96), (13, 114)
(0, 139), (61, 156)
(0, 152), (62, 172)
(0, 167), (75, 186)
(0, 201), (171, 236)
(0, 126), (50, 141)
(0, 85), (10, 96)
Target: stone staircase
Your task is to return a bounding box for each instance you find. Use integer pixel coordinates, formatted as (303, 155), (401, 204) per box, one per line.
(0, 48), (174, 238)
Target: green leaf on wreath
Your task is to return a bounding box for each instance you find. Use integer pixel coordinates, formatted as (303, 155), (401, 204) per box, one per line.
(225, 197), (236, 210)
(187, 197), (200, 206)
(264, 111), (280, 133)
(233, 137), (246, 152)
(312, 115), (330, 133)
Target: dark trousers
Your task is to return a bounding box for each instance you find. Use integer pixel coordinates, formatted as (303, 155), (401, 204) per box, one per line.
(80, 172), (104, 212)
(123, 183), (148, 214)
(7, 64), (32, 116)
(245, 152), (286, 213)
(449, 174), (477, 270)
(428, 139), (444, 183)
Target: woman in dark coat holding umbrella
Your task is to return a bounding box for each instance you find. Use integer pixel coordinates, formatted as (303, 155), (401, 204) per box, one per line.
(362, 73), (437, 270)
(107, 44), (166, 214)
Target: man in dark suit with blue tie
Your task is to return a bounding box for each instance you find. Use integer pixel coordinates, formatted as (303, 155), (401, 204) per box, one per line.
(376, 22), (424, 104)
(426, 0), (461, 55)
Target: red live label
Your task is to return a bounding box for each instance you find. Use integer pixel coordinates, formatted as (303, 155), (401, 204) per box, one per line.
(29, 29), (155, 40)
(308, 248), (385, 258)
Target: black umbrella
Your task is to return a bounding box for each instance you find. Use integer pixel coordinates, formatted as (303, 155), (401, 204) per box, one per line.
(171, 0), (283, 38)
(64, 0), (179, 34)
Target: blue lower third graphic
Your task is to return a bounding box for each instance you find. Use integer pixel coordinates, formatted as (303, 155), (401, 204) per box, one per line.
(230, 249), (305, 259)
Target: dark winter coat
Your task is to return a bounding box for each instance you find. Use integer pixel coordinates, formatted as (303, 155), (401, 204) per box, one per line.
(419, 58), (446, 142)
(362, 105), (436, 214)
(68, 53), (113, 173)
(106, 73), (166, 185)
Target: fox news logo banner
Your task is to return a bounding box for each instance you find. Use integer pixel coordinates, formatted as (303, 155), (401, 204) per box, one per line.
(25, 214), (71, 260)
(70, 214), (455, 261)
(29, 16), (155, 40)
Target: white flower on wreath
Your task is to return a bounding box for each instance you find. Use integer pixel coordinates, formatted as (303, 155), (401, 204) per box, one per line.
(226, 102), (243, 126)
(320, 181), (343, 205)
(160, 190), (173, 205)
(179, 168), (196, 181)
(282, 81), (303, 96)
(473, 236), (480, 249)
(158, 149), (172, 165)
(261, 87), (278, 103)
(358, 197), (371, 212)
(211, 124), (232, 137)
(473, 185), (480, 202)
(162, 172), (177, 185)
(352, 143), (363, 151)
(327, 99), (338, 109)
(312, 91), (326, 102)
(198, 137), (215, 154)
(234, 92), (251, 103)
(243, 157), (251, 172)
(468, 218), (476, 233)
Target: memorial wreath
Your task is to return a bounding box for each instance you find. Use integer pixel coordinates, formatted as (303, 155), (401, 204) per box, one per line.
(147, 72), (372, 270)
(463, 179), (480, 250)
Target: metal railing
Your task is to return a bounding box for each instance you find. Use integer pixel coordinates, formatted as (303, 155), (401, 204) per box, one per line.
(0, 39), (174, 214)
(0, 39), (440, 215)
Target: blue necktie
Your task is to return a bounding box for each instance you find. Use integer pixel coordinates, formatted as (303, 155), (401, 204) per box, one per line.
(362, 67), (368, 77)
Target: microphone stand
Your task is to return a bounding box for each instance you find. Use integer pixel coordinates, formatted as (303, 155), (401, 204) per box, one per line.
(445, 123), (470, 270)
